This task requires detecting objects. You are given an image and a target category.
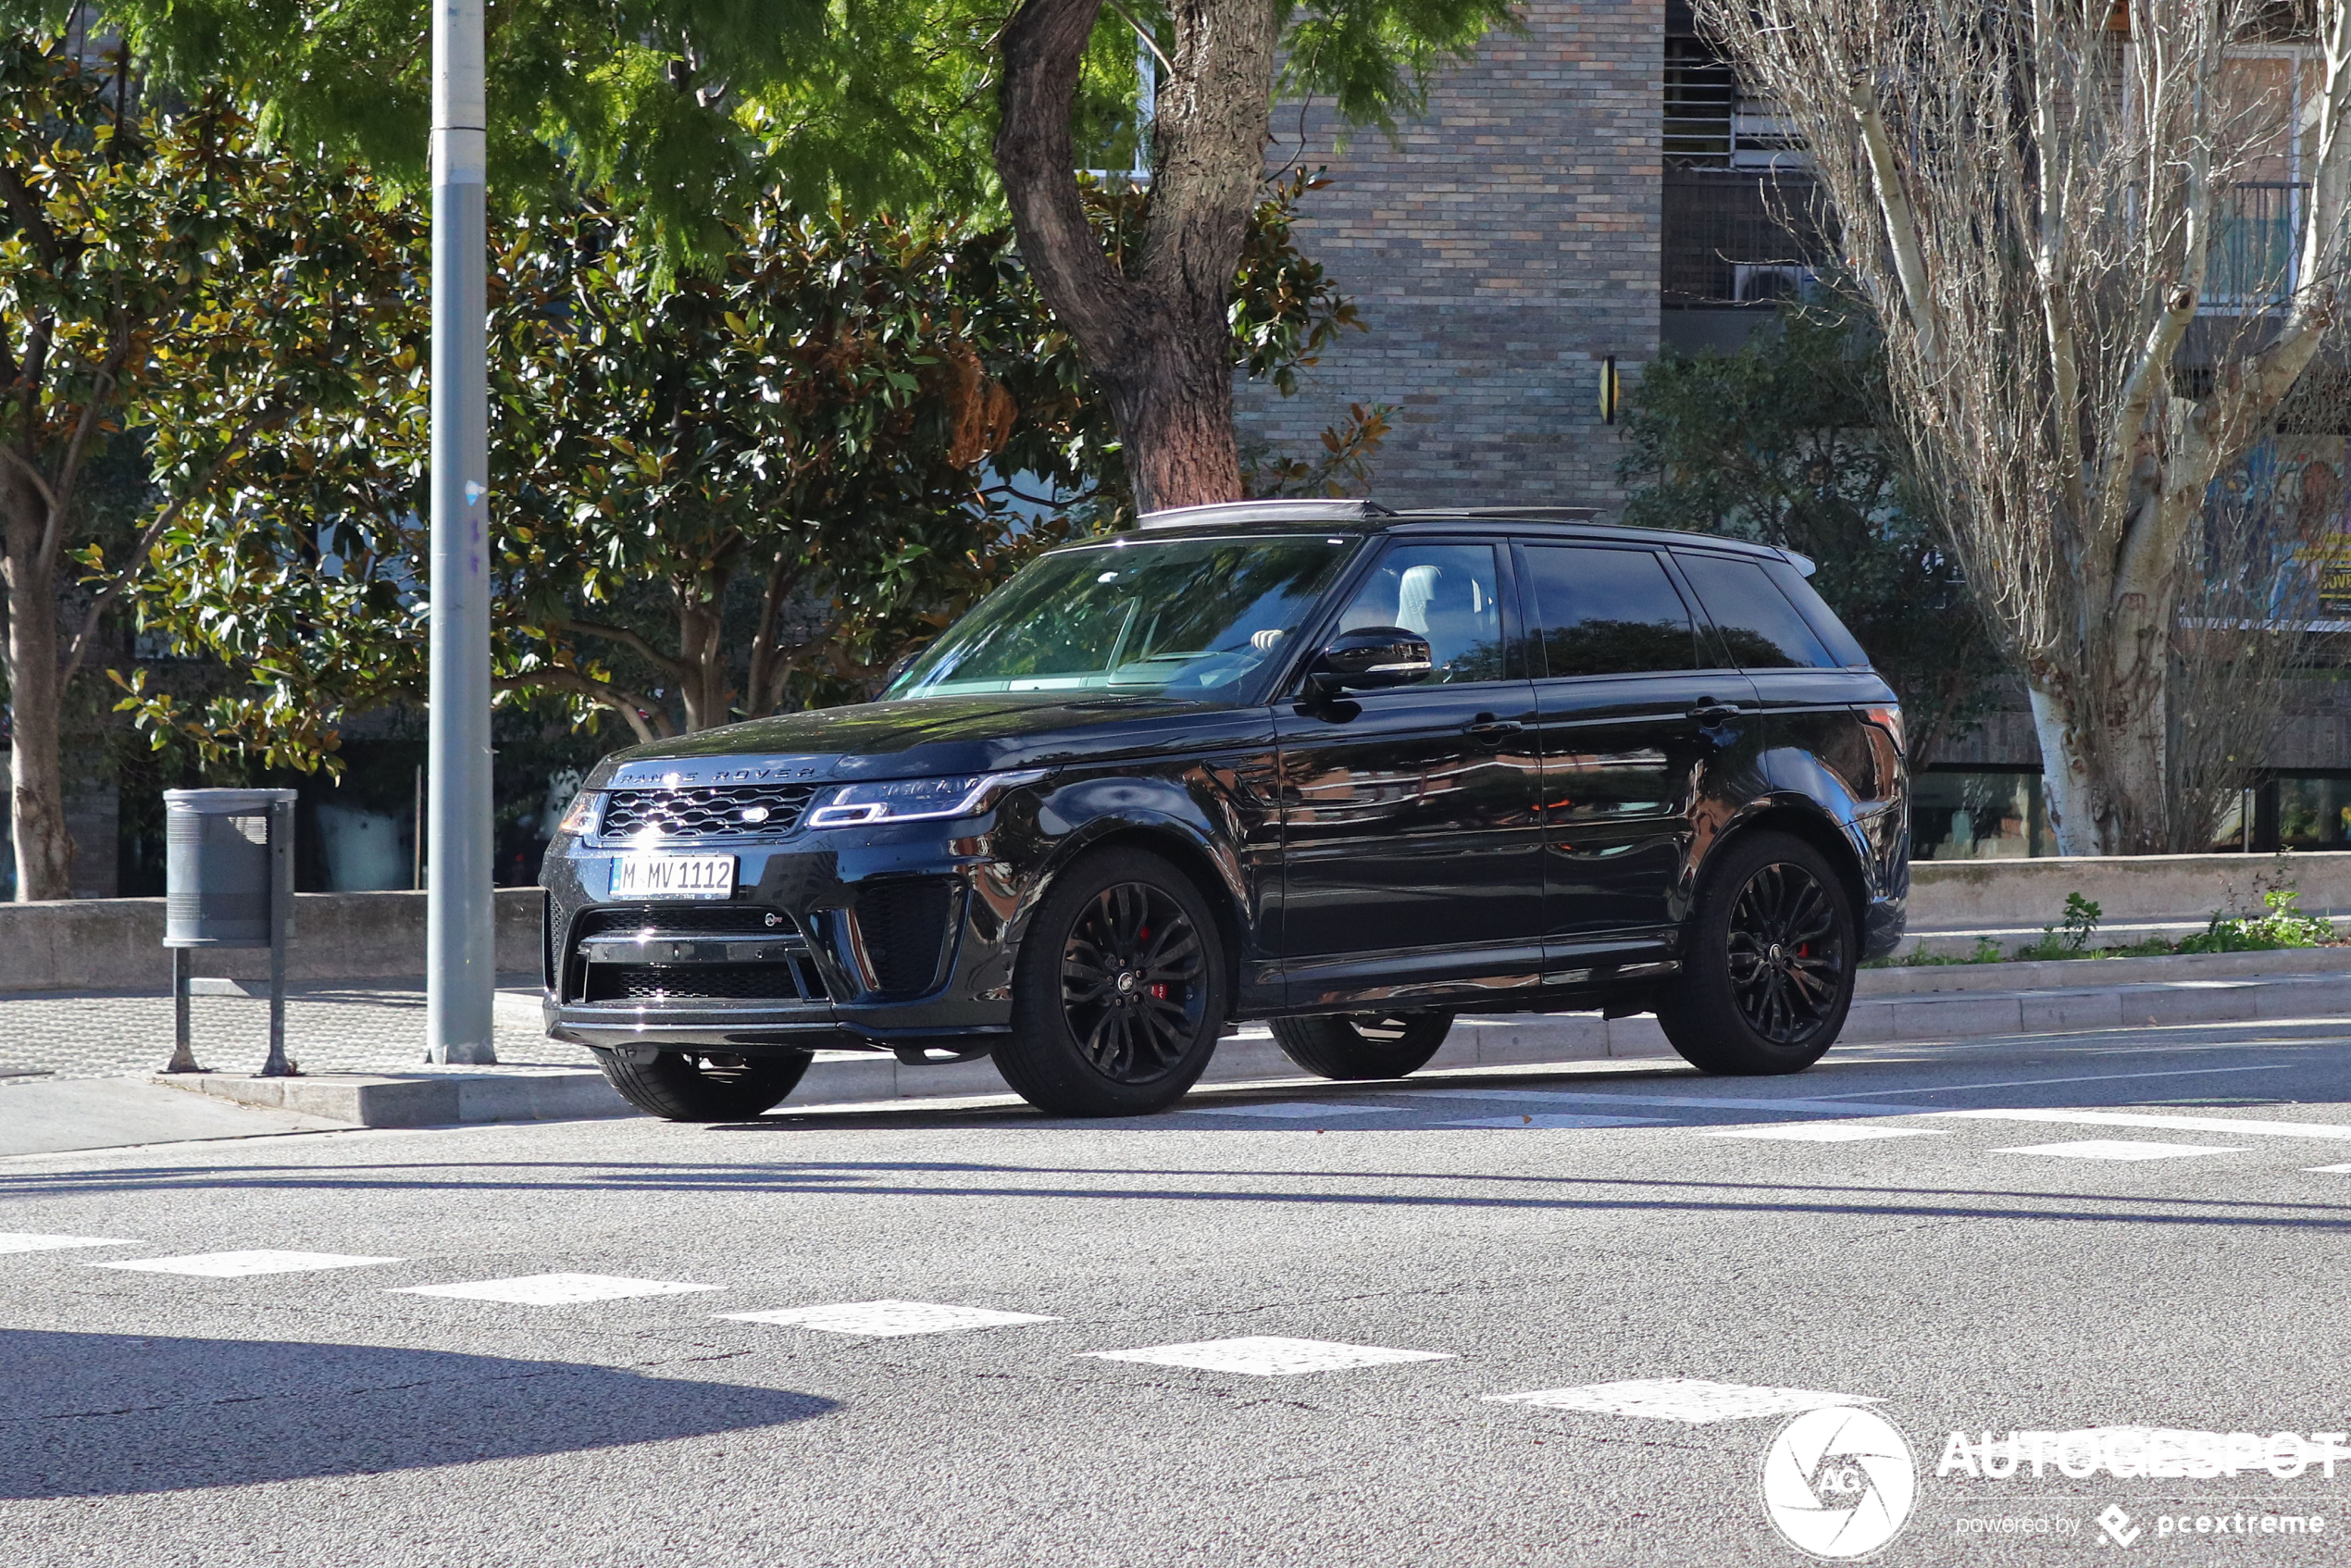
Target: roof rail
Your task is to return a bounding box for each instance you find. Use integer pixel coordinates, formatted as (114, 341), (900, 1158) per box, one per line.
(1410, 506), (1603, 523)
(1136, 499), (1398, 530)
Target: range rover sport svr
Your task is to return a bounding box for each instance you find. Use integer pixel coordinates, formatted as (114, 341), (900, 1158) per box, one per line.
(540, 499), (1909, 1120)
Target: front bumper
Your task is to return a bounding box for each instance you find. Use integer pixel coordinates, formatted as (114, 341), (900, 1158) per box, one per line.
(540, 819), (1027, 1057)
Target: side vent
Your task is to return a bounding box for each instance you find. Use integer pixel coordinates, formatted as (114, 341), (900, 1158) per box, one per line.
(853, 879), (954, 994)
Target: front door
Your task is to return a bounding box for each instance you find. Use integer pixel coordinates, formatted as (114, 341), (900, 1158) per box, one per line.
(1519, 541), (1754, 948)
(1275, 541), (1544, 1009)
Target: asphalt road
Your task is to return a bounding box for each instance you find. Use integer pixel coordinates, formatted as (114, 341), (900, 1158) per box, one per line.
(6, 1015), (2351, 1567)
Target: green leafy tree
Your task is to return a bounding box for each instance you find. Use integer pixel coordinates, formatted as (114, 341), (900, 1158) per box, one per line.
(1618, 309), (2007, 770)
(118, 182), (1368, 753)
(0, 30), (413, 898)
(101, 0), (1511, 511)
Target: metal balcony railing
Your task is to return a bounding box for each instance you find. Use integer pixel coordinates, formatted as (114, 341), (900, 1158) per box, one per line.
(1662, 170), (1837, 307)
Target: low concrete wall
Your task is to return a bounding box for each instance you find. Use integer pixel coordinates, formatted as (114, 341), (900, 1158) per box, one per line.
(1909, 851), (2351, 932)
(5, 851), (2345, 992)
(0, 888), (545, 994)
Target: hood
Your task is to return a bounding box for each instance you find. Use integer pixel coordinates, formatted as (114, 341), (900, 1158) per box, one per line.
(587, 693), (1247, 790)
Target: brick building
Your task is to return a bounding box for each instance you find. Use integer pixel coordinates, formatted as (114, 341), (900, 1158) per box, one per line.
(1234, 3), (2351, 859)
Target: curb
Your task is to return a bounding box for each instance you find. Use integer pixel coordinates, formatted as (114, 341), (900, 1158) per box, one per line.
(147, 966), (2351, 1130)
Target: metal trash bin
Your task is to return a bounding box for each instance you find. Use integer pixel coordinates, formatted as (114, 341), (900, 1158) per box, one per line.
(161, 789), (297, 1076)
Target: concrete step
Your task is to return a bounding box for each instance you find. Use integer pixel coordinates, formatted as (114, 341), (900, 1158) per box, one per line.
(146, 965), (2351, 1132)
(1860, 941), (2351, 995)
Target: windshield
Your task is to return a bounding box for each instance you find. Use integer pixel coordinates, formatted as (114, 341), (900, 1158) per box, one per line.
(888, 534), (1355, 700)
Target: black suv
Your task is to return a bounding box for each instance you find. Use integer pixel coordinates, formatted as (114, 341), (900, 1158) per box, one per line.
(541, 501), (1909, 1119)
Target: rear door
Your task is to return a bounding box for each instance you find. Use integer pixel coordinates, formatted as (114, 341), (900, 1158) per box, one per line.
(1673, 548), (1900, 815)
(1274, 540), (1545, 1007)
(1519, 542), (1751, 943)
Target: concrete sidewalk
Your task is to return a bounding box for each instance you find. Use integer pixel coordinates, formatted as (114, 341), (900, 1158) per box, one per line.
(1, 942), (2340, 1148)
(118, 945), (2351, 1136)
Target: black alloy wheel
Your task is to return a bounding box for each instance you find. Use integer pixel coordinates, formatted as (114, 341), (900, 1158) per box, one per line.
(1725, 861), (1847, 1045)
(997, 847), (1229, 1116)
(1657, 829), (1857, 1076)
(1060, 881), (1210, 1083)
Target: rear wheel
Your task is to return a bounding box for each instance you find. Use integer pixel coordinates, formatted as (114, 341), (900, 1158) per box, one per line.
(996, 848), (1228, 1116)
(1270, 1012), (1454, 1080)
(1658, 830), (1856, 1076)
(591, 1048), (810, 1121)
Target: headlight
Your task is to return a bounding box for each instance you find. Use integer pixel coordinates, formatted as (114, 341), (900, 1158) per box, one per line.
(555, 790), (603, 836)
(805, 769), (1049, 828)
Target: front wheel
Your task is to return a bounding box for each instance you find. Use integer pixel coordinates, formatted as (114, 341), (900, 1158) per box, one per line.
(1271, 1012), (1454, 1080)
(591, 1048), (810, 1121)
(996, 848), (1229, 1116)
(1658, 831), (1857, 1076)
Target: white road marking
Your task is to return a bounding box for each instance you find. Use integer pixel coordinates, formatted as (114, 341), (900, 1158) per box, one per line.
(1994, 1140), (2245, 1162)
(1402, 1089), (1923, 1116)
(1699, 1124), (1946, 1143)
(392, 1273), (721, 1304)
(2306, 1164), (2351, 1174)
(1486, 1377), (1876, 1425)
(1183, 1101), (1389, 1119)
(1085, 1336), (1452, 1376)
(718, 1300), (1058, 1337)
(0, 1233), (141, 1254)
(1933, 1107), (2351, 1141)
(90, 1251), (399, 1277)
(1809, 1064), (2294, 1099)
(1440, 1114), (1669, 1130)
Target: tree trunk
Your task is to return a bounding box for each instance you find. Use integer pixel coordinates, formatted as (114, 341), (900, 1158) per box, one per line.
(0, 467), (72, 900)
(2025, 673), (2103, 856)
(996, 0), (1278, 513)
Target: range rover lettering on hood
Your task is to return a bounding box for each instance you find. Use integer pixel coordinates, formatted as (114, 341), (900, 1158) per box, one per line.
(608, 761), (830, 788)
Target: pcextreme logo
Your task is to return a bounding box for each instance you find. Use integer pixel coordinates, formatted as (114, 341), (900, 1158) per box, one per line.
(1761, 1406), (1918, 1560)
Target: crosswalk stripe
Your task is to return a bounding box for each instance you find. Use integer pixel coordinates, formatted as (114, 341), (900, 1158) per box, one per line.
(1486, 1378), (1876, 1425)
(90, 1251), (398, 1277)
(0, 1233), (141, 1254)
(1996, 1139), (2245, 1162)
(392, 1273), (720, 1304)
(1401, 1089), (1925, 1116)
(1928, 1107), (2351, 1140)
(1086, 1337), (1451, 1375)
(719, 1300), (1057, 1337)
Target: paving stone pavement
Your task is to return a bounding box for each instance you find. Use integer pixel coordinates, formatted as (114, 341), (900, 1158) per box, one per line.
(0, 984), (581, 1081)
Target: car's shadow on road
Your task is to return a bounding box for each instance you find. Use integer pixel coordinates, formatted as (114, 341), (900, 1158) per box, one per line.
(0, 1330), (834, 1498)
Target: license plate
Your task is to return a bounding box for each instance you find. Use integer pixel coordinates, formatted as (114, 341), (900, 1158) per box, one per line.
(609, 854), (738, 901)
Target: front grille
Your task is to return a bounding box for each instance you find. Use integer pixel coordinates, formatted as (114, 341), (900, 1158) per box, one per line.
(577, 905), (788, 939)
(565, 903), (829, 1004)
(598, 783), (819, 842)
(583, 963), (820, 1003)
(854, 878), (953, 994)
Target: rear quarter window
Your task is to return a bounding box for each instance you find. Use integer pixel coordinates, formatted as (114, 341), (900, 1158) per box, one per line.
(1674, 552), (1837, 670)
(1759, 558), (1872, 669)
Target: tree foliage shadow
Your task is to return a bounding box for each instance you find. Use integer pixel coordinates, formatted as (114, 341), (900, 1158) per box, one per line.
(0, 1331), (833, 1499)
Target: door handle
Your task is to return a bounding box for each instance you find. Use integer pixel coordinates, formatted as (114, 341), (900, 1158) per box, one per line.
(1463, 714), (1524, 744)
(1688, 700), (1745, 723)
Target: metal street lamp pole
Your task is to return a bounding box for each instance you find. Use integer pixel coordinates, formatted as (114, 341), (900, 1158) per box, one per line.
(427, 0), (497, 1064)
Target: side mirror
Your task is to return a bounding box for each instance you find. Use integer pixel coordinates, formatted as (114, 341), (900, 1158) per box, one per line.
(1308, 626), (1434, 696)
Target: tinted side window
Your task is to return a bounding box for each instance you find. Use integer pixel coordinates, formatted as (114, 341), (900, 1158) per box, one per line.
(1523, 545), (1699, 677)
(1675, 553), (1835, 669)
(1760, 558), (1871, 668)
(1336, 542), (1507, 684)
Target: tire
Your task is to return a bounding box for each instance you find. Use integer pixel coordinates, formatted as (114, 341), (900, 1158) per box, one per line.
(1271, 1011), (1454, 1080)
(591, 1048), (811, 1121)
(1659, 830), (1858, 1076)
(996, 847), (1230, 1116)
